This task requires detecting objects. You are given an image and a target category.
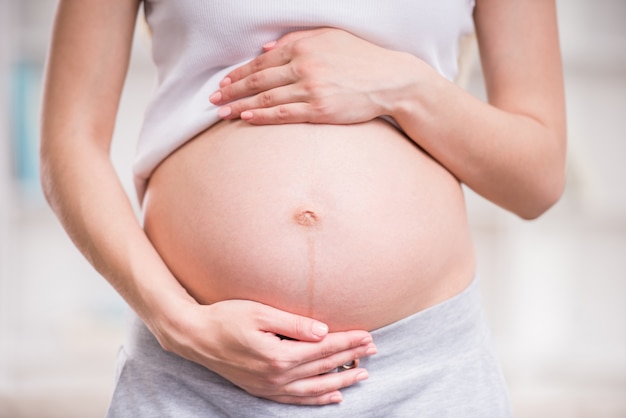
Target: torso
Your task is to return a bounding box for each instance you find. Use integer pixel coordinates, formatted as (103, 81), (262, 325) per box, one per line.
(143, 119), (475, 331)
(135, 1), (475, 200)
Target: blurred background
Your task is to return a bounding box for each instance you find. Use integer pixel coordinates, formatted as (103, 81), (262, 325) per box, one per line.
(0, 0), (625, 417)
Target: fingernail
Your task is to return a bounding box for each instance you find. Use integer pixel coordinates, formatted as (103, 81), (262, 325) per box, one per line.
(262, 40), (277, 50)
(356, 371), (369, 382)
(241, 111), (253, 120)
(312, 323), (328, 337)
(209, 91), (222, 103)
(366, 345), (377, 355)
(219, 77), (232, 88)
(330, 393), (343, 403)
(218, 106), (231, 118)
(361, 336), (373, 345)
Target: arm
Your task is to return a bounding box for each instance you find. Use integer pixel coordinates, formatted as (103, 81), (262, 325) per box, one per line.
(41, 0), (374, 405)
(210, 0), (566, 219)
(393, 0), (566, 219)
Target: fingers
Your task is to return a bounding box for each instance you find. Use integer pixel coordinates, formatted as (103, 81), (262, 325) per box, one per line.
(210, 65), (297, 117)
(283, 339), (376, 380)
(240, 332), (375, 405)
(210, 69), (286, 105)
(248, 341), (373, 405)
(227, 29), (333, 83)
(253, 303), (376, 372)
(215, 84), (307, 121)
(255, 304), (331, 342)
(209, 30), (334, 120)
(285, 367), (370, 397)
(218, 47), (292, 90)
(281, 331), (376, 368)
(238, 103), (314, 125)
(264, 368), (370, 405)
(214, 84), (327, 125)
(197, 300), (377, 405)
(265, 391), (344, 406)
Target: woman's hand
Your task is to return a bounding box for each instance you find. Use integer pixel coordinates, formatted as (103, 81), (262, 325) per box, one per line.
(209, 28), (415, 125)
(152, 298), (376, 405)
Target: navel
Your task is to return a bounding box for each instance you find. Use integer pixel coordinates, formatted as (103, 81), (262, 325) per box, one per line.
(294, 210), (319, 227)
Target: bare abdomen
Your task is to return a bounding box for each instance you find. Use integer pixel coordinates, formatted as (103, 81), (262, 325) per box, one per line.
(143, 119), (475, 331)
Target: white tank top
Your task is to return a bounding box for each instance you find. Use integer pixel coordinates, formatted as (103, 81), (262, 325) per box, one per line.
(134, 0), (476, 200)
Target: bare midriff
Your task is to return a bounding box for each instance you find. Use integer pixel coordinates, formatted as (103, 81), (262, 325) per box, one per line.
(143, 119), (475, 332)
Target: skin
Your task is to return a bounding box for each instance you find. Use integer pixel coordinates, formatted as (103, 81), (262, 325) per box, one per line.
(40, 0), (566, 407)
(210, 1), (567, 219)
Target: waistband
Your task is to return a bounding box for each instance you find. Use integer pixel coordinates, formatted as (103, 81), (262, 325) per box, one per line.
(111, 276), (512, 417)
(124, 276), (483, 361)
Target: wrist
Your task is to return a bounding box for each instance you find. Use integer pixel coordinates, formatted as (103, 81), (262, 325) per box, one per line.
(382, 52), (442, 125)
(141, 284), (202, 352)
(126, 255), (198, 337)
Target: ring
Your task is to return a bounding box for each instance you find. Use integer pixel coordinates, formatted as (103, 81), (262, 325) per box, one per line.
(341, 359), (359, 370)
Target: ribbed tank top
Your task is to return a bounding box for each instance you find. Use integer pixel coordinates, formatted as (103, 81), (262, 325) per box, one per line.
(134, 0), (476, 200)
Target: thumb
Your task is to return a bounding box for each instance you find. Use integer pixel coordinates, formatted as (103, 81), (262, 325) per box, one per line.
(262, 28), (330, 51)
(257, 305), (329, 342)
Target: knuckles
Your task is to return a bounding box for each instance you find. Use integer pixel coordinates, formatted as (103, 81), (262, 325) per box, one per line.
(265, 355), (297, 375)
(275, 105), (292, 121)
(319, 343), (340, 359)
(262, 373), (287, 389)
(302, 78), (324, 96)
(309, 100), (333, 122)
(245, 72), (265, 91)
(249, 55), (267, 73)
(292, 316), (307, 341)
(259, 91), (274, 107)
(290, 38), (315, 57)
(316, 358), (338, 375)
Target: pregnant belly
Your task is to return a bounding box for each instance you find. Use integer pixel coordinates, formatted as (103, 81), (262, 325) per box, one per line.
(143, 119), (475, 331)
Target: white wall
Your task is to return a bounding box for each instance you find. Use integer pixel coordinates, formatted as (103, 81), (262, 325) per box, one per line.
(0, 0), (17, 402)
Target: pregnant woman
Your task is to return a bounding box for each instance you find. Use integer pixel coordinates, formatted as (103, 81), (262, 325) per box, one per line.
(41, 0), (566, 416)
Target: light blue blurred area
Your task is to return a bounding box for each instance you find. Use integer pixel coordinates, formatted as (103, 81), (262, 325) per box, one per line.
(10, 61), (43, 202)
(1, 0), (625, 417)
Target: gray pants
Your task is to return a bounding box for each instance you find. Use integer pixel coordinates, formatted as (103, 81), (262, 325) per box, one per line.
(107, 278), (513, 417)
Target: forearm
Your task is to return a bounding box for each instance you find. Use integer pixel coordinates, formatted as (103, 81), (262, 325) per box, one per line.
(40, 140), (195, 326)
(209, 12), (566, 220)
(390, 59), (566, 219)
(39, 3), (379, 404)
(39, 0), (192, 328)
